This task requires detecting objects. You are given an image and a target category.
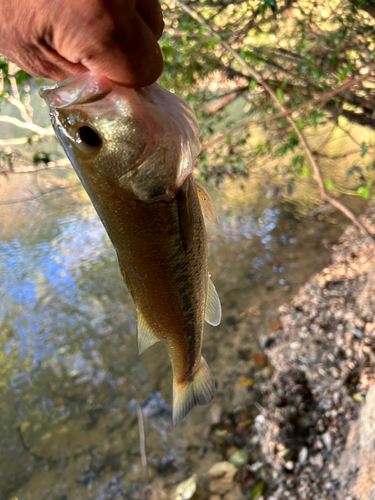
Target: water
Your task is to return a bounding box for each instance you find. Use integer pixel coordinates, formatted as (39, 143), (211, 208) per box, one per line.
(0, 168), (345, 499)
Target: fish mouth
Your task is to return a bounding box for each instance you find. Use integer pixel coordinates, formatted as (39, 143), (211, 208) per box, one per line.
(39, 72), (113, 109)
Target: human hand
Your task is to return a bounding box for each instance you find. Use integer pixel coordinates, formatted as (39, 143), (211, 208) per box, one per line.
(0, 0), (164, 86)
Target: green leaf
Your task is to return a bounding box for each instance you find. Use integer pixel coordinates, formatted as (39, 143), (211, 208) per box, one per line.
(251, 481), (265, 500)
(249, 80), (257, 92)
(237, 158), (245, 172)
(361, 142), (368, 158)
(357, 187), (370, 199)
(296, 118), (304, 130)
(325, 179), (334, 190)
(276, 88), (284, 104)
(301, 166), (309, 178)
(264, 0), (277, 14)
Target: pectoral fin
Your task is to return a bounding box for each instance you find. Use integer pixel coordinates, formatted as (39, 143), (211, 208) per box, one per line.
(195, 180), (219, 225)
(205, 276), (222, 326)
(137, 311), (161, 355)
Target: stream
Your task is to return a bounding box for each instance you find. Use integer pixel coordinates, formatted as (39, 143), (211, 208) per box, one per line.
(0, 168), (346, 499)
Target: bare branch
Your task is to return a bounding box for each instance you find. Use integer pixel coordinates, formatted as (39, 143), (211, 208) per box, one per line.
(7, 62), (33, 123)
(0, 184), (80, 205)
(202, 73), (371, 150)
(136, 403), (149, 484)
(0, 115), (53, 136)
(0, 135), (45, 147)
(234, 0), (297, 37)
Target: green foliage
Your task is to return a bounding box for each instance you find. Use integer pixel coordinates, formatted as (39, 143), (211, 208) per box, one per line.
(357, 180), (373, 199)
(159, 0), (375, 200)
(0, 150), (18, 171)
(33, 151), (51, 165)
(0, 56), (32, 100)
(0, 2), (375, 201)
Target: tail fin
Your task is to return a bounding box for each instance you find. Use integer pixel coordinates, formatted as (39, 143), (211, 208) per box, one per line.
(173, 357), (215, 427)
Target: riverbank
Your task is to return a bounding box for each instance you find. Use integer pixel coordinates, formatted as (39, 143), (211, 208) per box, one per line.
(255, 202), (375, 499)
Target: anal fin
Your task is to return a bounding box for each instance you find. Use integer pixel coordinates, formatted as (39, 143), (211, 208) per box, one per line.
(195, 180), (219, 225)
(173, 356), (215, 427)
(137, 311), (161, 355)
(205, 275), (222, 326)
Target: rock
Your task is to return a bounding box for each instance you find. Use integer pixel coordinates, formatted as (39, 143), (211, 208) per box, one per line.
(210, 402), (223, 425)
(249, 462), (263, 472)
(285, 460), (294, 471)
(209, 477), (233, 496)
(223, 483), (246, 500)
(354, 318), (365, 329)
(298, 447), (308, 464)
(321, 432), (332, 451)
(335, 384), (375, 499)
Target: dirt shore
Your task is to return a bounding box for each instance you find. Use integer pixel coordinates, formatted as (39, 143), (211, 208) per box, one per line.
(255, 204), (375, 499)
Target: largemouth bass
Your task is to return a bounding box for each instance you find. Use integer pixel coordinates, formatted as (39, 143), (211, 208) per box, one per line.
(40, 72), (221, 427)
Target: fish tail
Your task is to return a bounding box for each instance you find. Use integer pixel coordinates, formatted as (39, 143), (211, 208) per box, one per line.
(172, 356), (215, 427)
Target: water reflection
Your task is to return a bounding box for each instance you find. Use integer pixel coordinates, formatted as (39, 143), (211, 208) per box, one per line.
(0, 174), (344, 499)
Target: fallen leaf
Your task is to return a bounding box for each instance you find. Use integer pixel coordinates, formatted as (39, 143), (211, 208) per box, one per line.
(229, 450), (249, 468)
(249, 462), (263, 472)
(208, 461), (237, 479)
(237, 378), (253, 388)
(251, 354), (267, 366)
(237, 419), (253, 430)
(272, 321), (282, 331)
(251, 481), (265, 500)
(174, 474), (197, 500)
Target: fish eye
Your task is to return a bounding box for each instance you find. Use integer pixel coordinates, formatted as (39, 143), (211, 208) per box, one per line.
(76, 125), (102, 149)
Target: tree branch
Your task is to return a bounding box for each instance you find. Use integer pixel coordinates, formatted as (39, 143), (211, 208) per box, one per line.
(7, 62), (33, 123)
(174, 0), (375, 243)
(0, 184), (80, 205)
(0, 115), (53, 136)
(202, 72), (371, 150)
(234, 0), (297, 37)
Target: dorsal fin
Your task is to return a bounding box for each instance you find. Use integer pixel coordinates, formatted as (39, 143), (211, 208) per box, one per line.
(137, 310), (161, 355)
(205, 276), (222, 326)
(195, 180), (219, 225)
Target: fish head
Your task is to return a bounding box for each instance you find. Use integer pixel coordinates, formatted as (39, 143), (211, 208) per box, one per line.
(40, 72), (200, 202)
